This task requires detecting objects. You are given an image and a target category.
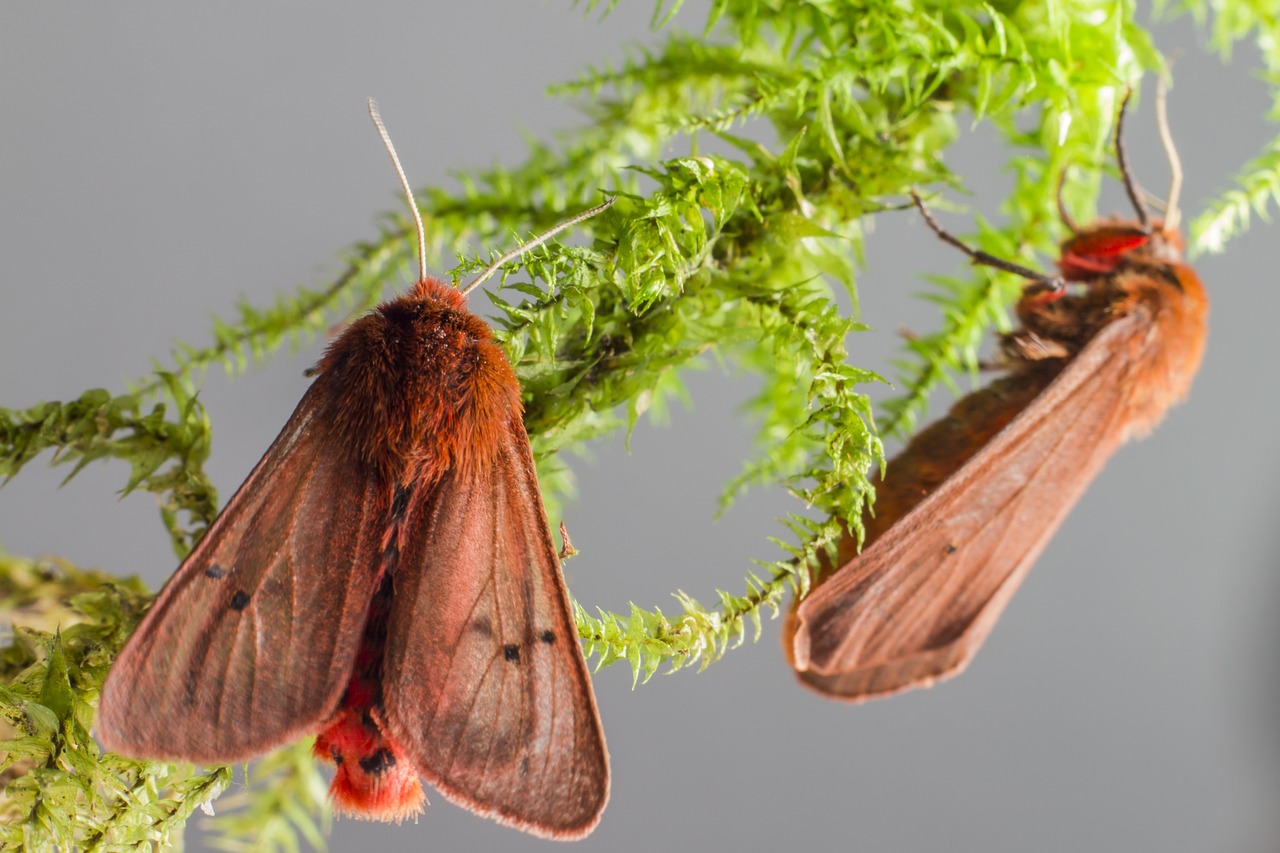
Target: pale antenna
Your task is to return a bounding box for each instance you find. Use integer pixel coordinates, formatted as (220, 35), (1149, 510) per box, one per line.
(367, 98), (428, 283)
(461, 197), (617, 296)
(368, 98), (614, 296)
(1155, 74), (1183, 233)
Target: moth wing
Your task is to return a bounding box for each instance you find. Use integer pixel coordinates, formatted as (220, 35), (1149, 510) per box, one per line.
(381, 424), (609, 840)
(792, 313), (1147, 700)
(98, 384), (386, 760)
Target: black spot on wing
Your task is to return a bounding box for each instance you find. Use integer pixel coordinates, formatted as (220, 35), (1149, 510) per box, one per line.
(540, 629), (556, 644)
(204, 564), (226, 579)
(229, 590), (250, 611)
(471, 616), (493, 637)
(503, 644), (520, 663)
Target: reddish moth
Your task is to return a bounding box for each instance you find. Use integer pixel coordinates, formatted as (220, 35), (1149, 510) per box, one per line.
(99, 101), (611, 838)
(787, 88), (1207, 701)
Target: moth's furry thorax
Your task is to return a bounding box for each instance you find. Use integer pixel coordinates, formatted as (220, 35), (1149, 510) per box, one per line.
(314, 277), (524, 484)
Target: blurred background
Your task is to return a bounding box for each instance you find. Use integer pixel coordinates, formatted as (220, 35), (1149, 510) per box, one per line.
(2, 3), (1277, 851)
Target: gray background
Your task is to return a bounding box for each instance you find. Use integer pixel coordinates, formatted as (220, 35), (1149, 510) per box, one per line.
(2, 3), (1277, 851)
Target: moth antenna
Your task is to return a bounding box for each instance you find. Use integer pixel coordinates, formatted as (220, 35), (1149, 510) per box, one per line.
(461, 197), (617, 296)
(910, 190), (1065, 297)
(1155, 73), (1182, 233)
(368, 98), (428, 283)
(1140, 186), (1168, 214)
(1114, 87), (1152, 233)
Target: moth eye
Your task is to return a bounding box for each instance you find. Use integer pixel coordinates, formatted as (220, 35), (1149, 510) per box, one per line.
(539, 629), (556, 644)
(503, 644), (521, 663)
(229, 590), (251, 611)
(204, 564), (226, 579)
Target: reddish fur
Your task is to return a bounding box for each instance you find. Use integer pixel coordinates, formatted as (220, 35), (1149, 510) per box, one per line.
(313, 709), (424, 822)
(1062, 222), (1205, 436)
(315, 277), (523, 485)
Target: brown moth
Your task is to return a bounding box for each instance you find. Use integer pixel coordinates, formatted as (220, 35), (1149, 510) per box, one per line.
(98, 101), (611, 838)
(787, 89), (1208, 701)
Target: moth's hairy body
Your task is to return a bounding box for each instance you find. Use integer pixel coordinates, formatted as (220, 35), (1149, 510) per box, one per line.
(100, 278), (610, 838)
(787, 217), (1207, 702)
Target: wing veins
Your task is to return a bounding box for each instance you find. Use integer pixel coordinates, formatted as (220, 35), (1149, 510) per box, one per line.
(379, 434), (608, 834)
(99, 391), (387, 760)
(824, 342), (1140, 677)
(862, 368), (1126, 660)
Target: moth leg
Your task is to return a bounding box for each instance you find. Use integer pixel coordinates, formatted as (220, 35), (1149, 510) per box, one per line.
(1000, 330), (1072, 365)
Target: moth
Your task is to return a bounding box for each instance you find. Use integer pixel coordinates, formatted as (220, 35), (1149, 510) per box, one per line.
(98, 101), (611, 838)
(787, 89), (1208, 701)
